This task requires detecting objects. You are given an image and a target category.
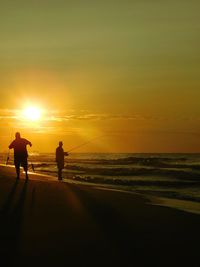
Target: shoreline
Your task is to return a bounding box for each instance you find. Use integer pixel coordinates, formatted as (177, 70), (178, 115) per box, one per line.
(63, 178), (200, 215)
(0, 164), (200, 266)
(1, 164), (200, 215)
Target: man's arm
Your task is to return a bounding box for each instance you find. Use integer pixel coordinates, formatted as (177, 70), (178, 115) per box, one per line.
(8, 141), (14, 149)
(25, 139), (32, 147)
(28, 141), (32, 147)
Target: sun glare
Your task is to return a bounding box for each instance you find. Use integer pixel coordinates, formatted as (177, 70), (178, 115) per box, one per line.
(23, 107), (41, 121)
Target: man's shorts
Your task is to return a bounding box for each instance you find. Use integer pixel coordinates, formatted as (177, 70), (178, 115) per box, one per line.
(14, 156), (28, 168)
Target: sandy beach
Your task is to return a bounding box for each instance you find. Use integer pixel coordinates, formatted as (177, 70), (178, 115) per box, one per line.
(0, 165), (200, 267)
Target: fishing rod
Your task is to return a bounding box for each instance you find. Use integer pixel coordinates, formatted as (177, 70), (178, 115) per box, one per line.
(5, 129), (14, 165)
(5, 150), (10, 165)
(67, 135), (104, 154)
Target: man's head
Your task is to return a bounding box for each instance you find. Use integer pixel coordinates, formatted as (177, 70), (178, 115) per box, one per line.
(15, 132), (21, 139)
(59, 141), (63, 147)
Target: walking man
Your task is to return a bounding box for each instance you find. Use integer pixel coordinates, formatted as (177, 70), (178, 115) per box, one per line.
(9, 132), (32, 179)
(56, 141), (68, 180)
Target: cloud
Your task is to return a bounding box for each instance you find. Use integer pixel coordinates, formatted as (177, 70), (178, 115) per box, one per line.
(42, 112), (156, 122)
(103, 129), (200, 137)
(1, 108), (196, 124)
(0, 109), (18, 120)
(0, 108), (152, 122)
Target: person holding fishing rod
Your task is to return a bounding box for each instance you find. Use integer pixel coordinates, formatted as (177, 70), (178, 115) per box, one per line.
(55, 135), (103, 180)
(56, 141), (68, 180)
(8, 132), (32, 180)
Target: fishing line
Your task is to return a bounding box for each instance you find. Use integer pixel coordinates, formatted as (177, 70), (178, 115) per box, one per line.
(67, 135), (104, 154)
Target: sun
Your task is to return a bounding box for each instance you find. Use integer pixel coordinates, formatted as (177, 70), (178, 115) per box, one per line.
(23, 106), (41, 121)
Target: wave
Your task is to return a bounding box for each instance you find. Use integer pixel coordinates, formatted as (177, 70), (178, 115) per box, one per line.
(66, 156), (189, 166)
(28, 153), (200, 205)
(68, 175), (200, 203)
(32, 156), (200, 170)
(70, 175), (199, 187)
(66, 165), (200, 180)
(35, 168), (200, 191)
(33, 162), (200, 181)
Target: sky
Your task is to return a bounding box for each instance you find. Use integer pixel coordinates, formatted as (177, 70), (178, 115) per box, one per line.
(0, 0), (200, 153)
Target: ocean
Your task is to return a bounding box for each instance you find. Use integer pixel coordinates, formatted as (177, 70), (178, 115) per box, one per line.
(2, 153), (200, 213)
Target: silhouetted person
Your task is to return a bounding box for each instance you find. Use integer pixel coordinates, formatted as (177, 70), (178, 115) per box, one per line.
(9, 132), (32, 180)
(56, 141), (68, 180)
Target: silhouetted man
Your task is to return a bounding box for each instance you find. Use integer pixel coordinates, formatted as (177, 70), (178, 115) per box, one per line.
(56, 141), (68, 180)
(9, 132), (32, 180)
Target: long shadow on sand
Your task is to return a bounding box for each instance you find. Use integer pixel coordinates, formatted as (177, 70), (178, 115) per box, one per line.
(0, 179), (28, 266)
(64, 184), (137, 266)
(64, 183), (200, 267)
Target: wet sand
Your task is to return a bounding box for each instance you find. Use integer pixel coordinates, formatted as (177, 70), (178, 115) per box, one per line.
(0, 165), (200, 266)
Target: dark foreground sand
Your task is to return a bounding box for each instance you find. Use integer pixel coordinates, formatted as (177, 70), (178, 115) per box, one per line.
(0, 165), (200, 267)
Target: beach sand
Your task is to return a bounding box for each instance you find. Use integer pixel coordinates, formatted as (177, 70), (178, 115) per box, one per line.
(0, 165), (200, 267)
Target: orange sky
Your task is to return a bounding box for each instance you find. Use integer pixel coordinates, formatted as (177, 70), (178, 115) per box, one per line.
(0, 1), (200, 153)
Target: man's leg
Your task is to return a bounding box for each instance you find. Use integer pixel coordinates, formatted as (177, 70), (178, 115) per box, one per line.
(14, 161), (20, 179)
(22, 158), (28, 179)
(58, 168), (62, 180)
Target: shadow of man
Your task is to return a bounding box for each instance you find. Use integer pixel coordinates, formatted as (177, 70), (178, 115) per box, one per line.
(0, 179), (28, 265)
